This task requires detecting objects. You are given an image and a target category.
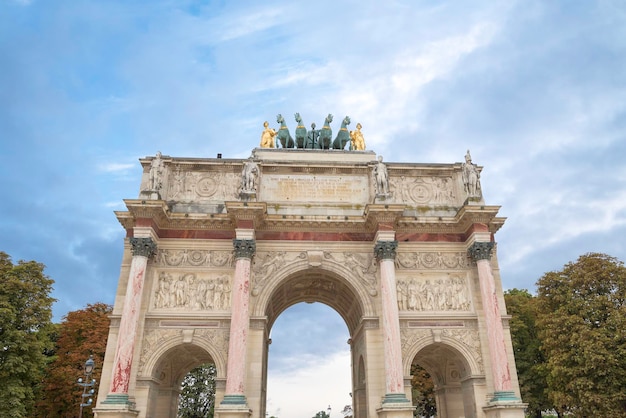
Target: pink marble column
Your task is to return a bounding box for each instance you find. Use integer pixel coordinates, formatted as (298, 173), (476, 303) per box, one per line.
(104, 237), (156, 405)
(221, 239), (255, 405)
(374, 240), (410, 404)
(468, 241), (519, 402)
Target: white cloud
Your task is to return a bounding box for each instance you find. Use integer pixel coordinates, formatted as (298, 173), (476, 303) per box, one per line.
(267, 350), (352, 418)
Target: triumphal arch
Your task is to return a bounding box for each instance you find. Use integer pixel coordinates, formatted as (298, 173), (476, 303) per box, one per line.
(95, 118), (526, 418)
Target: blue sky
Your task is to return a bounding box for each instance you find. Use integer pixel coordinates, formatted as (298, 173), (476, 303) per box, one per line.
(1, 0), (625, 416)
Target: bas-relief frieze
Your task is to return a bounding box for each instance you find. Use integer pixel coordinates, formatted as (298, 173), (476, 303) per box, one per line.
(167, 168), (239, 202)
(324, 251), (378, 296)
(395, 251), (469, 270)
(156, 249), (234, 268)
(389, 176), (456, 205)
(396, 274), (471, 312)
(152, 272), (232, 311)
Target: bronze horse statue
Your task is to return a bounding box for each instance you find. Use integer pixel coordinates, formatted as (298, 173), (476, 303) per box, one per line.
(332, 116), (351, 149)
(294, 113), (307, 148)
(276, 114), (295, 148)
(317, 114), (333, 149)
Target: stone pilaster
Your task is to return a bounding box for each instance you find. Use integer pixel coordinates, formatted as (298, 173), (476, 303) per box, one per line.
(374, 240), (411, 406)
(221, 239), (255, 407)
(468, 241), (519, 403)
(103, 237), (156, 406)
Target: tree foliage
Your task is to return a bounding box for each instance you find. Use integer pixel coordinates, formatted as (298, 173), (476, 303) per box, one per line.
(536, 253), (626, 417)
(504, 288), (550, 417)
(35, 302), (112, 417)
(178, 363), (217, 418)
(410, 363), (436, 418)
(0, 252), (55, 418)
(312, 410), (330, 418)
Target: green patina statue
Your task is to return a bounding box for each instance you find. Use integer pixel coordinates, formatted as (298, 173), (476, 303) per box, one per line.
(332, 115), (351, 150)
(317, 114), (333, 150)
(276, 114), (295, 148)
(294, 113), (307, 149)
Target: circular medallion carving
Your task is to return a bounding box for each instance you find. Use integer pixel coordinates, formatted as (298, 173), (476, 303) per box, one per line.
(196, 176), (218, 197)
(411, 183), (432, 204)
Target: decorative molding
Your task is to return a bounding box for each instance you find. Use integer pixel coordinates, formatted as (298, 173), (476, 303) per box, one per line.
(130, 237), (157, 258)
(468, 242), (494, 261)
(374, 240), (398, 261)
(156, 249), (234, 268)
(395, 251), (469, 270)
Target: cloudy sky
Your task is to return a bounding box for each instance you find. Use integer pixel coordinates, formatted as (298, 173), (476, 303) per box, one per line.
(1, 0), (625, 416)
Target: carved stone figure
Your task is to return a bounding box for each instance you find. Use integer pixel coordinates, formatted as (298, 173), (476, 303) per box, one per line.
(374, 156), (389, 196)
(462, 150), (481, 198)
(349, 123), (366, 150)
(276, 114), (295, 148)
(149, 151), (164, 191)
(241, 158), (259, 193)
(260, 121), (277, 148)
(332, 116), (351, 149)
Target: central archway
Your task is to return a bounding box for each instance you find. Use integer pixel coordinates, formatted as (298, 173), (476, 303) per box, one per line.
(259, 266), (369, 418)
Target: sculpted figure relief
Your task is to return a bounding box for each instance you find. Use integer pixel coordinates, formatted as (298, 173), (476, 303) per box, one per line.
(149, 151), (164, 191)
(396, 275), (470, 311)
(462, 150), (481, 198)
(260, 121), (277, 148)
(349, 123), (366, 150)
(241, 158), (259, 193)
(374, 156), (390, 196)
(154, 272), (232, 310)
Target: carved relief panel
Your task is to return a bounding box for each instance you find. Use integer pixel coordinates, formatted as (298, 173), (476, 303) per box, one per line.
(389, 176), (457, 206)
(152, 271), (233, 311)
(396, 273), (472, 312)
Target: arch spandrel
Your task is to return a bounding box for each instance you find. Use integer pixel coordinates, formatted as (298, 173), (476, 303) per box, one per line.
(402, 327), (483, 378)
(139, 328), (228, 381)
(250, 250), (377, 334)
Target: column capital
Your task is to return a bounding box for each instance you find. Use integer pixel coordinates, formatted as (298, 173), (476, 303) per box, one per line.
(129, 237), (157, 258)
(233, 239), (256, 259)
(374, 240), (398, 261)
(468, 241), (494, 261)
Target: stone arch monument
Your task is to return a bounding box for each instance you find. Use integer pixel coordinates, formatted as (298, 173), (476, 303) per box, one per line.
(94, 145), (526, 418)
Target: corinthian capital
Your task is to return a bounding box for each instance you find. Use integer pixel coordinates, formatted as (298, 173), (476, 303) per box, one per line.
(468, 241), (494, 261)
(374, 240), (398, 261)
(129, 237), (157, 258)
(233, 239), (256, 259)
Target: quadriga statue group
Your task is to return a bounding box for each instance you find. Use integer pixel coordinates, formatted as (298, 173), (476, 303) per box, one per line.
(260, 113), (366, 151)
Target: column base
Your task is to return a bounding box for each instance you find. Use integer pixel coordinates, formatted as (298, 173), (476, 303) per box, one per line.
(214, 401), (252, 418)
(483, 393), (527, 418)
(220, 394), (247, 405)
(382, 393), (411, 404)
(376, 395), (415, 418)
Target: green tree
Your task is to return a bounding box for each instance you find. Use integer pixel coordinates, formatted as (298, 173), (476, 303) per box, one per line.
(504, 288), (550, 418)
(410, 363), (436, 417)
(312, 410), (330, 418)
(36, 302), (112, 417)
(178, 363), (217, 418)
(536, 253), (626, 417)
(0, 252), (55, 418)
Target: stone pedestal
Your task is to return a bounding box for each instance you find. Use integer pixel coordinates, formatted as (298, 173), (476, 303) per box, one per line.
(376, 401), (415, 418)
(483, 401), (527, 418)
(93, 406), (139, 418)
(214, 404), (253, 418)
